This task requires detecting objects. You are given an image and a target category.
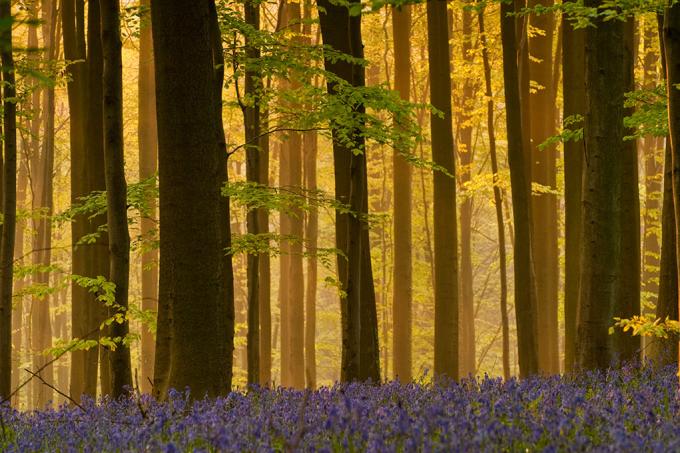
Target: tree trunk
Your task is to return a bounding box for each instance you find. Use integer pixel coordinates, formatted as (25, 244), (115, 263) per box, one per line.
(562, 2), (585, 373)
(528, 0), (559, 375)
(641, 21), (662, 329)
(303, 128), (318, 389)
(426, 0), (459, 380)
(277, 2), (305, 388)
(85, 0), (112, 398)
(152, 0), (230, 398)
(317, 0), (380, 382)
(391, 4), (413, 382)
(101, 0), (133, 397)
(650, 14), (678, 366)
(138, 0), (158, 396)
(243, 0), (261, 386)
(612, 20), (641, 363)
(11, 163), (27, 405)
(457, 8), (476, 378)
(576, 4), (634, 369)
(500, 0), (539, 377)
(258, 114), (271, 386)
(63, 0), (98, 402)
(0, 0), (16, 400)
(663, 0), (680, 372)
(479, 7), (510, 380)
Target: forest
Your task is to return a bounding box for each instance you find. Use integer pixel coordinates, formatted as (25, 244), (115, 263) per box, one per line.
(0, 0), (679, 450)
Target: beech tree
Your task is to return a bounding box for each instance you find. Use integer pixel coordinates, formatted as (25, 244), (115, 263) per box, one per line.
(0, 0), (17, 401)
(101, 0), (132, 397)
(317, 0), (380, 382)
(500, 0), (539, 377)
(152, 0), (230, 398)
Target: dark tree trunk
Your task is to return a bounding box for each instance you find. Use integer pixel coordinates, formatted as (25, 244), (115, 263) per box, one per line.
(562, 2), (585, 373)
(243, 0), (261, 386)
(317, 0), (380, 382)
(138, 0), (158, 395)
(152, 0), (230, 398)
(427, 0), (459, 380)
(101, 0), (133, 397)
(479, 7), (510, 380)
(576, 4), (635, 369)
(500, 0), (539, 377)
(63, 0), (98, 402)
(663, 0), (680, 371)
(0, 0), (16, 401)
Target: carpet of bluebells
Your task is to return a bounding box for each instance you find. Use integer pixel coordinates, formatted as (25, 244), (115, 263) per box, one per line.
(2, 364), (680, 452)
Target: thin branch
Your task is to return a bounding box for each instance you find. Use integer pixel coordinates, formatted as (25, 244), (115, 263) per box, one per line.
(23, 368), (84, 411)
(228, 127), (328, 156)
(1, 326), (100, 406)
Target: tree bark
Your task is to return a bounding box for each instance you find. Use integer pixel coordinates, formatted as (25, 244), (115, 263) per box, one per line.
(663, 0), (680, 372)
(427, 0), (459, 380)
(576, 4), (635, 369)
(243, 0), (261, 386)
(391, 4), (413, 382)
(317, 0), (380, 382)
(500, 0), (539, 377)
(63, 0), (97, 402)
(152, 0), (230, 398)
(612, 20), (641, 363)
(457, 7), (476, 378)
(528, 0), (559, 375)
(138, 0), (158, 396)
(0, 0), (16, 401)
(101, 0), (133, 397)
(479, 7), (510, 380)
(302, 0), (317, 389)
(641, 21), (662, 327)
(649, 14), (678, 366)
(562, 2), (585, 373)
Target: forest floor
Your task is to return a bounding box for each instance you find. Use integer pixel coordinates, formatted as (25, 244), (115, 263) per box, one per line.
(1, 364), (678, 451)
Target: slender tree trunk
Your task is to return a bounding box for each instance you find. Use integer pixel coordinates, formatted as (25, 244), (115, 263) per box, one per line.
(641, 22), (662, 324)
(500, 0), (539, 377)
(101, 0), (133, 397)
(302, 0), (317, 390)
(663, 0), (680, 373)
(457, 8), (476, 378)
(479, 7), (510, 380)
(427, 0), (459, 380)
(650, 14), (678, 366)
(85, 0), (112, 398)
(652, 139), (679, 364)
(258, 114), (271, 386)
(243, 0), (261, 386)
(25, 5), (54, 407)
(63, 0), (95, 402)
(11, 163), (27, 406)
(278, 2), (305, 388)
(562, 1), (585, 373)
(152, 0), (230, 398)
(303, 128), (318, 389)
(211, 0), (236, 394)
(576, 3), (633, 369)
(612, 20), (641, 363)
(528, 0), (559, 375)
(317, 0), (380, 382)
(0, 0), (17, 401)
(391, 4), (413, 382)
(138, 0), (158, 395)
